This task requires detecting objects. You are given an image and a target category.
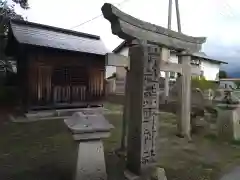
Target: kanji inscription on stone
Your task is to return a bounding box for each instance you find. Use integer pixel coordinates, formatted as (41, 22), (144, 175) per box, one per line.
(141, 45), (160, 166)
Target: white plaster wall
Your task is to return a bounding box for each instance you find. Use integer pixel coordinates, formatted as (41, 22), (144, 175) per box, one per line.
(106, 46), (129, 78)
(116, 47), (179, 79)
(115, 47), (129, 78)
(219, 81), (236, 89)
(160, 53), (178, 79)
(200, 60), (220, 81)
(119, 47), (129, 56)
(115, 47), (221, 81)
(106, 66), (116, 78)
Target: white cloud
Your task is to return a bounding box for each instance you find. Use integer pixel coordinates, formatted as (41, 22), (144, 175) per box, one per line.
(14, 0), (240, 70)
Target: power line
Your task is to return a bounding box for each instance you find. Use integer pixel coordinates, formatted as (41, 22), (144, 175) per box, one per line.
(70, 0), (131, 29)
(215, 0), (235, 18)
(71, 14), (103, 29)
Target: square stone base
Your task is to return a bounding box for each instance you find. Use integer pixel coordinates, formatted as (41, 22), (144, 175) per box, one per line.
(124, 170), (140, 180)
(124, 167), (167, 180)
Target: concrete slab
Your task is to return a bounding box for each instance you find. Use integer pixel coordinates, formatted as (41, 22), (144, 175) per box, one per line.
(10, 107), (122, 123)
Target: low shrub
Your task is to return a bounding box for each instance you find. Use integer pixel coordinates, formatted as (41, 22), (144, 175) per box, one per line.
(0, 85), (18, 105)
(191, 76), (217, 91)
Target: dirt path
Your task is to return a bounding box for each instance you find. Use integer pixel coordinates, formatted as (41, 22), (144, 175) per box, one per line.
(157, 112), (240, 180)
(220, 166), (240, 180)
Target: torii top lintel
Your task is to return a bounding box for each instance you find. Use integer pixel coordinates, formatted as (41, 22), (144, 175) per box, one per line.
(101, 3), (206, 52)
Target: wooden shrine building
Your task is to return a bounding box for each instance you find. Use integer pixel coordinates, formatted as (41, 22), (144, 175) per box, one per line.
(5, 20), (107, 111)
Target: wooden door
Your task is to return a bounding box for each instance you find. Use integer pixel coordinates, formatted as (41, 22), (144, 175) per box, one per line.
(36, 65), (52, 105)
(52, 66), (88, 104)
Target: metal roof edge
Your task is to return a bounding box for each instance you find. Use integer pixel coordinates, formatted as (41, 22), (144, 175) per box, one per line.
(10, 19), (101, 40)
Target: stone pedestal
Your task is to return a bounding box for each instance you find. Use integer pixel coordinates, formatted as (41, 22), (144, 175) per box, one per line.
(64, 112), (113, 180)
(75, 140), (106, 180)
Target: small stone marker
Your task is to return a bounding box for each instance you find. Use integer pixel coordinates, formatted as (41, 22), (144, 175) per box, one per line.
(151, 167), (168, 180)
(217, 106), (240, 141)
(64, 111), (113, 180)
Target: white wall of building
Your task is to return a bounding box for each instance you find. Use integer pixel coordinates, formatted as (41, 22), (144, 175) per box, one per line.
(199, 60), (220, 81)
(160, 53), (178, 79)
(118, 47), (129, 56)
(116, 48), (180, 79)
(115, 47), (221, 81)
(115, 47), (129, 78)
(219, 80), (236, 89)
(106, 66), (116, 78)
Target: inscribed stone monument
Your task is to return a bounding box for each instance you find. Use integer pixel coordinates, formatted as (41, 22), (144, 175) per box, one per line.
(126, 41), (160, 175)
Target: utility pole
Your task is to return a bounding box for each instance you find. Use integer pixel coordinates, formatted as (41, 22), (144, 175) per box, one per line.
(164, 0), (173, 100)
(164, 0), (182, 100)
(175, 0), (182, 33)
(168, 0), (172, 29)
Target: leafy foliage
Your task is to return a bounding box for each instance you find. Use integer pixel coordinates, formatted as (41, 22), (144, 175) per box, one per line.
(191, 76), (217, 90)
(0, 0), (28, 35)
(112, 72), (117, 78)
(219, 70), (228, 79)
(0, 0), (29, 73)
(234, 81), (240, 89)
(12, 0), (29, 9)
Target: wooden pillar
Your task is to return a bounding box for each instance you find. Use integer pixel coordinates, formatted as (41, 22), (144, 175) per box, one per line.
(126, 40), (160, 176)
(120, 66), (130, 150)
(17, 46), (29, 112)
(177, 53), (192, 140)
(161, 48), (170, 101)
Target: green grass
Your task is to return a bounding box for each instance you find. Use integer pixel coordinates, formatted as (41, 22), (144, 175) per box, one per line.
(0, 114), (123, 180)
(204, 133), (218, 141)
(231, 140), (240, 146)
(103, 102), (123, 112)
(1, 110), (240, 180)
(103, 114), (123, 150)
(0, 119), (76, 180)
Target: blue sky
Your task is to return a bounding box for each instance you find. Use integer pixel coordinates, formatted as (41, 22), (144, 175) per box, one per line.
(14, 0), (240, 76)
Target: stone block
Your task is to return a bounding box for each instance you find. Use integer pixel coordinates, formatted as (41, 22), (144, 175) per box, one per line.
(124, 170), (140, 180)
(217, 108), (240, 141)
(125, 167), (168, 180)
(151, 168), (168, 180)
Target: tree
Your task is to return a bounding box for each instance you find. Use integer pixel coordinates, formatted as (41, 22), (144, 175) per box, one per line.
(234, 81), (240, 89)
(112, 72), (117, 78)
(1, 0), (29, 34)
(0, 0), (29, 72)
(219, 70), (228, 79)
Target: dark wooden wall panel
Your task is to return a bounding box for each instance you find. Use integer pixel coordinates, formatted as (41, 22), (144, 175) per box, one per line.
(27, 49), (105, 107)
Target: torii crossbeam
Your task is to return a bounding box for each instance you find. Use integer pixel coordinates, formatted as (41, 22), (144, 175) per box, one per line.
(102, 3), (206, 52)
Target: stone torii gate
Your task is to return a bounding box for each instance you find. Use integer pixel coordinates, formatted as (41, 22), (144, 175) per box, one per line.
(106, 51), (202, 142)
(102, 3), (206, 178)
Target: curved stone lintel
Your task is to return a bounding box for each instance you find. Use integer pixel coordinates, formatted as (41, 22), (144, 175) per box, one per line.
(101, 3), (206, 52)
